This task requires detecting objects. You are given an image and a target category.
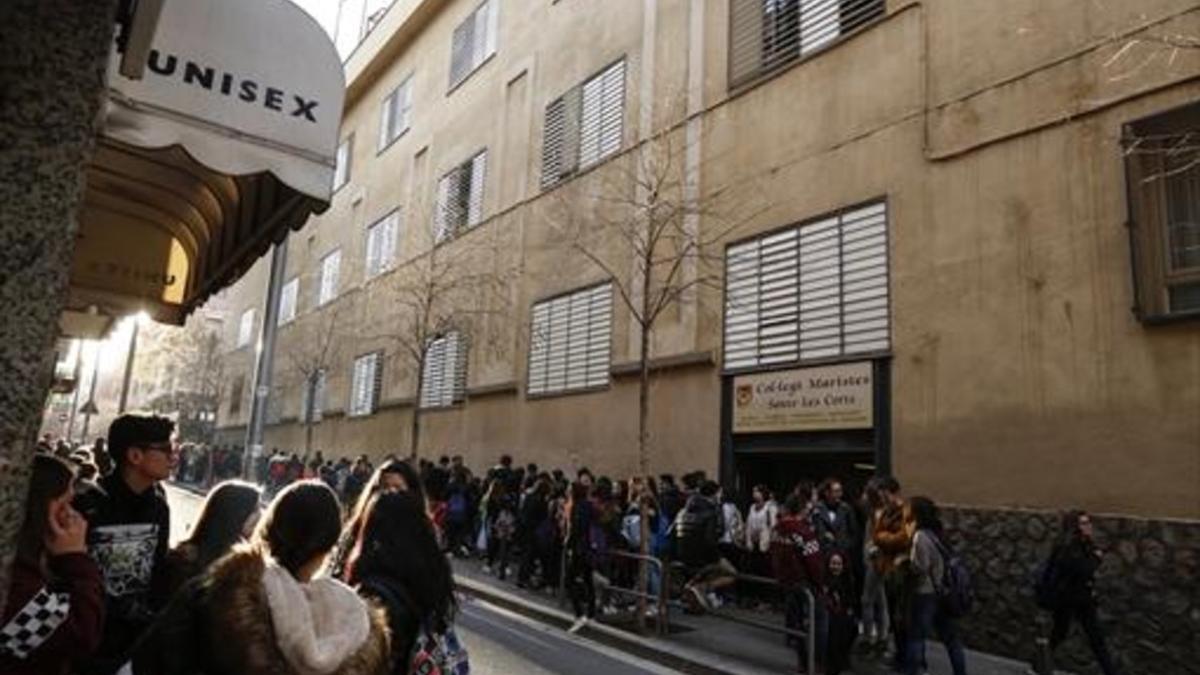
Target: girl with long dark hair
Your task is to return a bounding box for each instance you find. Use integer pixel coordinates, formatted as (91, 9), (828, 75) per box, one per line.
(347, 490), (464, 672)
(904, 496), (967, 675)
(161, 480), (261, 596)
(0, 455), (103, 675)
(332, 459), (427, 579)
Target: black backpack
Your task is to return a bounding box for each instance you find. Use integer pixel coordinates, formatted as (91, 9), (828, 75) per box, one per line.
(1033, 549), (1063, 610)
(931, 533), (975, 618)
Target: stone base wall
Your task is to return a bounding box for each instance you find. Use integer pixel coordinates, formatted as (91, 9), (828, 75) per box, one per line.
(941, 506), (1200, 675)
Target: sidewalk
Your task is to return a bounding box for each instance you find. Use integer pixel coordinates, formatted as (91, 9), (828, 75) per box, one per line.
(452, 557), (1063, 675)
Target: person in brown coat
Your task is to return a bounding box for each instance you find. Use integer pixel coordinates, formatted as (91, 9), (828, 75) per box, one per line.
(0, 454), (105, 675)
(871, 476), (911, 670)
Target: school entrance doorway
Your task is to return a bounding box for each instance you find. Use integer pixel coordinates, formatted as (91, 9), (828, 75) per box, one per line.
(720, 359), (890, 502)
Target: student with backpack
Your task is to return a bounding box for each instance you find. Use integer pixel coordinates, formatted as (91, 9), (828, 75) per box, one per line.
(348, 490), (469, 675)
(905, 496), (968, 675)
(1037, 510), (1120, 675)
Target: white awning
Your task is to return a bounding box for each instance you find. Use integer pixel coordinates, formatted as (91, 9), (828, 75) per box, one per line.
(63, 0), (346, 336)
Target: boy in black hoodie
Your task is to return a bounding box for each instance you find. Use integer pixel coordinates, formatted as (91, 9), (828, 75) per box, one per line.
(75, 414), (175, 675)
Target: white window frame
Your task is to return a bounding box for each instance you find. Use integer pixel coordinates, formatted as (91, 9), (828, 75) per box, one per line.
(723, 201), (890, 371)
(237, 309), (255, 348)
(448, 0), (499, 90)
(278, 278), (299, 325)
(378, 77), (413, 151)
(526, 283), (613, 396)
(542, 59), (625, 189)
(334, 135), (353, 191)
(318, 249), (342, 306)
(420, 332), (468, 409)
(349, 352), (383, 417)
(435, 150), (487, 242)
(365, 211), (400, 279)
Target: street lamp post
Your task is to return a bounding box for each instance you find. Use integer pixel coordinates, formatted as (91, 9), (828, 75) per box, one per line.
(117, 316), (141, 414)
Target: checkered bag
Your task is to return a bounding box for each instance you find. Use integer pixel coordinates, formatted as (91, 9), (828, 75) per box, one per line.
(0, 587), (70, 659)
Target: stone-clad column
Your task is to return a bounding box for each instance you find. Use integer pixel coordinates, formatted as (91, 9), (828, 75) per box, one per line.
(0, 0), (121, 610)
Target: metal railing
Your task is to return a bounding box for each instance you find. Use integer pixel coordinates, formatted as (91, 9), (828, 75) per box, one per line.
(557, 547), (671, 635)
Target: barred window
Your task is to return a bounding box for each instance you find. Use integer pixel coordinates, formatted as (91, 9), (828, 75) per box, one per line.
(237, 309), (255, 348)
(724, 201), (889, 370)
(527, 283), (612, 396)
(365, 211), (400, 279)
(334, 136), (353, 191)
(318, 249), (341, 305)
(729, 0), (884, 89)
(349, 352), (383, 417)
(301, 369), (327, 424)
(542, 59), (626, 189)
(435, 151), (487, 242)
(1124, 103), (1200, 320)
(449, 0), (498, 90)
(278, 278), (298, 325)
(420, 332), (467, 408)
(378, 77), (412, 151)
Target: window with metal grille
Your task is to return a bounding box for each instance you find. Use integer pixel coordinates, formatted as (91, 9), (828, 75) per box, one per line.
(449, 0), (498, 90)
(541, 59), (626, 189)
(301, 369), (326, 423)
(229, 375), (245, 415)
(724, 201), (889, 370)
(365, 211), (400, 279)
(1124, 103), (1200, 320)
(420, 332), (467, 408)
(527, 283), (612, 396)
(729, 0), (884, 89)
(237, 309), (255, 348)
(318, 249), (341, 305)
(435, 151), (487, 242)
(334, 135), (353, 191)
(278, 278), (299, 325)
(378, 77), (412, 151)
(349, 351), (383, 416)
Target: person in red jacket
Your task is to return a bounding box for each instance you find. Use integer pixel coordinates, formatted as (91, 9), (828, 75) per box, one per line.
(1, 454), (104, 675)
(771, 488), (827, 673)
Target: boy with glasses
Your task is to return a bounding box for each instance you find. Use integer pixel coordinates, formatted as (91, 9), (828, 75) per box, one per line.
(75, 413), (176, 675)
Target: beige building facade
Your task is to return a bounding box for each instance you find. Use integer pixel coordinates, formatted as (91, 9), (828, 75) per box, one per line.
(213, 0), (1200, 524)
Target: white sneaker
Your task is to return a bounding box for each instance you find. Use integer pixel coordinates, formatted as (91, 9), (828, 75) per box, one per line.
(482, 565), (492, 574)
(567, 617), (589, 634)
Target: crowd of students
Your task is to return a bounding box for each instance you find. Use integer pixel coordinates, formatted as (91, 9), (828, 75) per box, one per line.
(5, 423), (1122, 675)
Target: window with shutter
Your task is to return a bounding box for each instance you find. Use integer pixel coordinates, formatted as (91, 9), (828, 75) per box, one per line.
(349, 352), (382, 417)
(449, 0), (498, 90)
(1124, 103), (1200, 320)
(542, 59), (625, 189)
(527, 283), (612, 396)
(435, 151), (487, 242)
(729, 0), (885, 89)
(237, 309), (255, 348)
(378, 77), (412, 151)
(722, 201), (889, 370)
(420, 332), (467, 408)
(366, 212), (400, 279)
(319, 250), (341, 305)
(278, 278), (299, 325)
(334, 136), (353, 191)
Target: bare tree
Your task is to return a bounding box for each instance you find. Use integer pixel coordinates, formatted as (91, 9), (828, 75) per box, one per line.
(280, 302), (349, 457)
(362, 198), (518, 458)
(549, 117), (767, 626)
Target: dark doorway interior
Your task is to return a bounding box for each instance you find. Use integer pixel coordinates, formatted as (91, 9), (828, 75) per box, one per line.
(732, 450), (875, 503)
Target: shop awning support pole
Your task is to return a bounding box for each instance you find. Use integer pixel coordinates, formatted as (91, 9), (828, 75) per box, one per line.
(243, 238), (287, 481)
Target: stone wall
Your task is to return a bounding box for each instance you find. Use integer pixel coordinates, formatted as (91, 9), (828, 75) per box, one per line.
(941, 506), (1200, 675)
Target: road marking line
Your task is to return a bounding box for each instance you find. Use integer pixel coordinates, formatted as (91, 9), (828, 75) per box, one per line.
(466, 598), (683, 675)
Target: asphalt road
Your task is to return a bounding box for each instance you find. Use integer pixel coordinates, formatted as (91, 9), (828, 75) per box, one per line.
(165, 483), (679, 675)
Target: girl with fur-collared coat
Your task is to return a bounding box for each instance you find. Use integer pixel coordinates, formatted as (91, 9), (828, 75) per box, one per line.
(133, 480), (390, 675)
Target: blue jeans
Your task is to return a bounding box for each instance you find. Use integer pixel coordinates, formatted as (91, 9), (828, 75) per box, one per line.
(906, 593), (967, 675)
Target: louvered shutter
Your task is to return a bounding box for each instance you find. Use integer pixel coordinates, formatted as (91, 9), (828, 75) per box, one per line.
(467, 152), (486, 227)
(365, 222), (381, 278)
(449, 14), (475, 87)
(435, 173), (453, 243)
(450, 333), (467, 403)
(800, 0), (840, 56)
(278, 279), (298, 325)
(597, 60), (625, 161)
(378, 91), (395, 150)
(723, 240), (760, 369)
(397, 78), (412, 135)
(382, 212), (399, 271)
(320, 251), (340, 304)
(542, 97), (567, 189)
(585, 284), (612, 387)
(526, 284), (611, 395)
(840, 203), (889, 353)
(370, 352), (383, 414)
(797, 217), (840, 359)
(421, 337), (446, 408)
(472, 1), (491, 68)
(578, 74), (604, 168)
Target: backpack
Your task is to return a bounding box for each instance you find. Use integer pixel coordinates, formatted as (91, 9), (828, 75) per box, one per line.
(364, 579), (470, 675)
(931, 533), (974, 617)
(447, 492), (468, 523)
(1033, 549), (1062, 610)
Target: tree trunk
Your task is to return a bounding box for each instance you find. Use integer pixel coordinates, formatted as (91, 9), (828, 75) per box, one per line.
(409, 354), (425, 459)
(0, 0), (120, 613)
(635, 238), (654, 629)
